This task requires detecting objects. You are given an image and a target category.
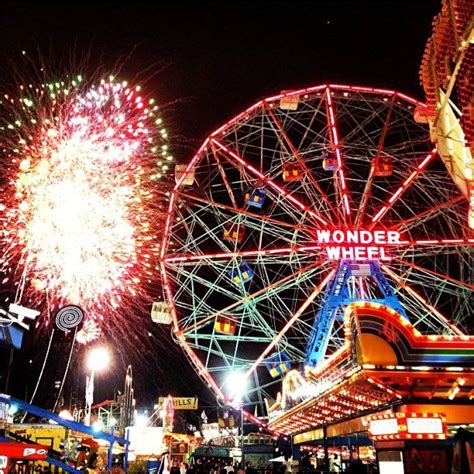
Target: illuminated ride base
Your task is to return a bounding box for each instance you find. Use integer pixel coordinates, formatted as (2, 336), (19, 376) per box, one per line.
(160, 84), (473, 435)
(268, 302), (474, 434)
(267, 302), (474, 473)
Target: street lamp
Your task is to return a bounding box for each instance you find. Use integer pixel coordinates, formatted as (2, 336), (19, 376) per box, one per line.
(85, 346), (110, 425)
(224, 372), (248, 403)
(225, 372), (249, 466)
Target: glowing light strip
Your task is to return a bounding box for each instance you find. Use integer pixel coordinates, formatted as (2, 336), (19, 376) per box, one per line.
(381, 264), (464, 336)
(364, 364), (474, 372)
(176, 332), (225, 398)
(244, 270), (335, 380)
(160, 192), (177, 261)
(206, 85), (425, 152)
(165, 245), (321, 263)
(211, 138), (329, 226)
(397, 238), (474, 246)
(370, 148), (437, 227)
(356, 94), (397, 227)
(325, 86), (351, 218)
(160, 258), (180, 336)
(210, 142), (240, 209)
(330, 85), (427, 108)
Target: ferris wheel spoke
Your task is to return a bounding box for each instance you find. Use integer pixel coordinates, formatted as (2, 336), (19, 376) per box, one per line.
(391, 195), (465, 233)
(181, 209), (233, 254)
(176, 333), (225, 397)
(243, 269), (335, 381)
(169, 266), (239, 311)
(369, 148), (437, 228)
(381, 263), (464, 335)
(396, 238), (474, 247)
(165, 244), (324, 264)
(263, 103), (339, 221)
(325, 85), (352, 221)
(392, 257), (474, 291)
(356, 94), (397, 227)
(209, 141), (240, 209)
(176, 190), (312, 235)
(211, 138), (330, 226)
(178, 259), (328, 336)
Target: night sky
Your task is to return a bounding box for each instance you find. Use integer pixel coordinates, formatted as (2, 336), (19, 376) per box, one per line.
(0, 1), (440, 412)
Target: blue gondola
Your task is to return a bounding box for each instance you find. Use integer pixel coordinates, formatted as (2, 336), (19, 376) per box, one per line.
(228, 262), (254, 285)
(245, 187), (266, 208)
(265, 351), (292, 378)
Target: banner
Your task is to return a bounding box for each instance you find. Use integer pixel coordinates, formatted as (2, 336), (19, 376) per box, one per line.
(158, 397), (198, 410)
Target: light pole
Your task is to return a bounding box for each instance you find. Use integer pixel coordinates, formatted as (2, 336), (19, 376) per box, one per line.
(240, 403), (244, 466)
(224, 371), (248, 467)
(84, 346), (110, 425)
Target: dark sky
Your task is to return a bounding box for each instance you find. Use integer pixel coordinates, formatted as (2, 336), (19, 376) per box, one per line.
(0, 1), (440, 411)
(1, 1), (439, 149)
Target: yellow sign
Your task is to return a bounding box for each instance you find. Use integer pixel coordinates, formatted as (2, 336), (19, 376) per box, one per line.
(293, 428), (324, 444)
(158, 397), (198, 410)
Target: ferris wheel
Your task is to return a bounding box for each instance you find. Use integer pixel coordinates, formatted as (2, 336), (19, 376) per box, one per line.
(160, 84), (473, 416)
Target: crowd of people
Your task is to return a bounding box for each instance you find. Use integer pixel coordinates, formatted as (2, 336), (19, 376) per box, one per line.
(164, 459), (260, 474)
(163, 457), (375, 474)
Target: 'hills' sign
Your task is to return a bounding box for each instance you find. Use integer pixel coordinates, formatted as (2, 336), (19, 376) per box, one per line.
(158, 397), (198, 410)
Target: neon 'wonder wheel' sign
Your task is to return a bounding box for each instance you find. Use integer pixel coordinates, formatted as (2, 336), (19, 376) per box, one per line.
(316, 229), (401, 261)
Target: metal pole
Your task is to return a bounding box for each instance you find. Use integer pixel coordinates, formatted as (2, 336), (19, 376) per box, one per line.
(323, 425), (329, 473)
(240, 406), (244, 467)
(85, 370), (94, 425)
(123, 427), (130, 472)
(108, 423), (115, 471)
(4, 349), (14, 393)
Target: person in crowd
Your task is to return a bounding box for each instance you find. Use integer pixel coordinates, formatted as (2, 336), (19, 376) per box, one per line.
(76, 445), (89, 471)
(170, 460), (181, 474)
(329, 453), (340, 473)
(347, 457), (366, 474)
(245, 461), (257, 474)
(236, 463), (245, 474)
(86, 446), (99, 473)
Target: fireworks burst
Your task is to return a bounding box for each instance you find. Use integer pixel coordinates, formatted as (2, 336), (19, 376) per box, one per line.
(0, 75), (172, 338)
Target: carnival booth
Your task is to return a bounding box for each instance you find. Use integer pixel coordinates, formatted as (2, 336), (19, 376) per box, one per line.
(0, 442), (49, 473)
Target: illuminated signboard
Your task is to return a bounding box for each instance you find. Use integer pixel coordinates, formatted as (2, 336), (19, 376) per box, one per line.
(368, 413), (447, 441)
(368, 418), (399, 436)
(406, 417), (443, 434)
(316, 229), (401, 261)
(158, 397), (198, 410)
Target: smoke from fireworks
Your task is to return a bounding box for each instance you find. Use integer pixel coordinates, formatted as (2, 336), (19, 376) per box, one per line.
(0, 75), (172, 340)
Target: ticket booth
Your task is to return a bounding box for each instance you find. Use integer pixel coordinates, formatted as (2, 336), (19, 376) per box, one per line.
(368, 413), (450, 474)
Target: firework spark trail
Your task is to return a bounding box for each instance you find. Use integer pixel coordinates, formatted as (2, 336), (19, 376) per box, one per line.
(1, 75), (172, 341)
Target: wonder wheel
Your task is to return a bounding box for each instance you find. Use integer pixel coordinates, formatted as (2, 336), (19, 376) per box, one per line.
(160, 85), (473, 416)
